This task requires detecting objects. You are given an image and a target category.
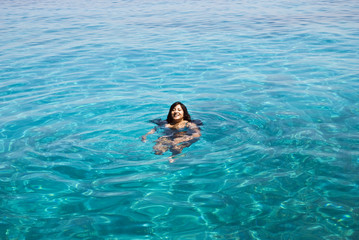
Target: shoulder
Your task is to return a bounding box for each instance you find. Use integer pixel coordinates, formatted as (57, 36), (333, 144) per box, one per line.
(187, 121), (198, 128)
(164, 122), (172, 128)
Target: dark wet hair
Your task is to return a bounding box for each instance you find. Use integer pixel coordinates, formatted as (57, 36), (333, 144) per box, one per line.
(166, 101), (192, 124)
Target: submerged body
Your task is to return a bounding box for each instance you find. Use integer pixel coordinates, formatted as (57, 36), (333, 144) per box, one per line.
(142, 102), (201, 160)
(152, 120), (200, 155)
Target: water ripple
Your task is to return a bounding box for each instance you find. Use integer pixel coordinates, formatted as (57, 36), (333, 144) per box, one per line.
(1, 0), (359, 239)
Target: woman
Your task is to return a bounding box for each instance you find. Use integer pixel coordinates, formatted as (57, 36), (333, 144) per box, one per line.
(142, 102), (201, 160)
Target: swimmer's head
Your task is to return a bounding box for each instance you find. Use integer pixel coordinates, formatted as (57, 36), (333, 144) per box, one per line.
(167, 101), (191, 124)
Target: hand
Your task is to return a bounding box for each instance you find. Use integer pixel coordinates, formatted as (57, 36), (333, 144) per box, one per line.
(173, 136), (191, 145)
(172, 138), (182, 145)
(141, 135), (147, 143)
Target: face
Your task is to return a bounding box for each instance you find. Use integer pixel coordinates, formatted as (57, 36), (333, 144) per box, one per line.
(171, 104), (184, 122)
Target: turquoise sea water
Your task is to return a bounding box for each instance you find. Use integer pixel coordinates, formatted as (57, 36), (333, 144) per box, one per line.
(1, 0), (359, 239)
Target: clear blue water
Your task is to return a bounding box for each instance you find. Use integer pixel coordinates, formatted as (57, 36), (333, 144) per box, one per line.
(1, 0), (359, 239)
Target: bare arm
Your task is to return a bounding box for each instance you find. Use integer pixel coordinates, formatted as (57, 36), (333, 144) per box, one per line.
(173, 122), (201, 145)
(141, 127), (156, 142)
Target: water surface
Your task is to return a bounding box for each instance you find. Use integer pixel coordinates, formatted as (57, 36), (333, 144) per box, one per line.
(1, 0), (359, 239)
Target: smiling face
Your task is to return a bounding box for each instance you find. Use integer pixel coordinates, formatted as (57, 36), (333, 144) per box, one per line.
(166, 101), (191, 124)
(171, 104), (184, 123)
